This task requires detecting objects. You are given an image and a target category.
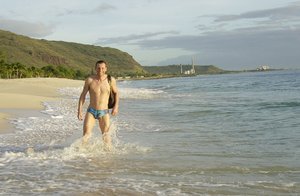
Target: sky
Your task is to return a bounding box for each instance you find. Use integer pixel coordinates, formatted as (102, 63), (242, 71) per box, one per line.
(0, 0), (300, 70)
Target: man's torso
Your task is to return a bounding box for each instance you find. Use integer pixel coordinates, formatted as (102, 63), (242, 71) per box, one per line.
(88, 75), (110, 110)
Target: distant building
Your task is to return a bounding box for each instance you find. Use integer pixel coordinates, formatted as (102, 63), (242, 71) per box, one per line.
(180, 64), (183, 74)
(257, 65), (270, 71)
(183, 57), (196, 75)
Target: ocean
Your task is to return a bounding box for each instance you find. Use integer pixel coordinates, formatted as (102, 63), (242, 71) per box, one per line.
(0, 70), (299, 195)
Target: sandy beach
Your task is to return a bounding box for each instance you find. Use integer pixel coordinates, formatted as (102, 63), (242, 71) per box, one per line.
(0, 78), (83, 134)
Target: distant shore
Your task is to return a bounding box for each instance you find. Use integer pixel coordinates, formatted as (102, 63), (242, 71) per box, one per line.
(118, 68), (288, 81)
(0, 78), (83, 134)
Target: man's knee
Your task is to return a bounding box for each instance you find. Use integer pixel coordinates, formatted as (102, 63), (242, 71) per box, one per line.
(83, 130), (91, 137)
(101, 125), (110, 134)
(99, 120), (110, 131)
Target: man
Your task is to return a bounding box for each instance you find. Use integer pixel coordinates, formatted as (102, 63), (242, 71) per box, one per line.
(77, 60), (119, 148)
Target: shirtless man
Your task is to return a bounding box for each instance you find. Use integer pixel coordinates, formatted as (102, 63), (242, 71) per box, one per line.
(77, 60), (119, 147)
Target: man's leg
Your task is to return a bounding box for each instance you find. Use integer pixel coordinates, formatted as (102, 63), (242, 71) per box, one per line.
(82, 112), (95, 144)
(98, 114), (111, 148)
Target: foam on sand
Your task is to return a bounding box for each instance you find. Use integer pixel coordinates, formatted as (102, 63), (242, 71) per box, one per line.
(0, 78), (83, 134)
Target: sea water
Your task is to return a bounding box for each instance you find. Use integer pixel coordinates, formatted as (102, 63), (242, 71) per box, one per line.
(0, 70), (299, 195)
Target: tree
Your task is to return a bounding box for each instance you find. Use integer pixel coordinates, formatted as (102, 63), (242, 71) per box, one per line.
(15, 62), (27, 78)
(28, 66), (41, 78)
(42, 65), (56, 77)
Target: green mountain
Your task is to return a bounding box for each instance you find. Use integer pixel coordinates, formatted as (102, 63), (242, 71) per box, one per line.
(0, 29), (144, 75)
(143, 64), (227, 75)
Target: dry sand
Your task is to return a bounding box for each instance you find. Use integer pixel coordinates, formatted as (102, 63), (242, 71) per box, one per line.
(0, 78), (83, 134)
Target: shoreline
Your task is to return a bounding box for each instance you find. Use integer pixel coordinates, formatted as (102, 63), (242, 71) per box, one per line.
(0, 78), (83, 134)
(0, 113), (13, 134)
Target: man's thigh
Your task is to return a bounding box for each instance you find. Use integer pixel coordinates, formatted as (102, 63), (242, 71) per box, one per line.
(98, 114), (110, 132)
(83, 113), (96, 131)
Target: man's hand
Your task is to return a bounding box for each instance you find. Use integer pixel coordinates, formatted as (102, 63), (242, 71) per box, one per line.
(78, 110), (83, 120)
(111, 107), (118, 116)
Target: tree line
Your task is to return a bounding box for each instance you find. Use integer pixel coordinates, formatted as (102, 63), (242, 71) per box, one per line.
(0, 59), (87, 79)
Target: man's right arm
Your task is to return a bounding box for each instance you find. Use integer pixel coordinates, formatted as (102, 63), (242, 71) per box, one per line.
(77, 78), (90, 120)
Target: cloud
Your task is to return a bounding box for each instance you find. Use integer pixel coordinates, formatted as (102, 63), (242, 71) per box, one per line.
(91, 3), (117, 13)
(57, 3), (116, 16)
(215, 2), (300, 22)
(214, 2), (300, 22)
(196, 1), (300, 35)
(95, 31), (179, 45)
(137, 27), (298, 51)
(0, 18), (54, 37)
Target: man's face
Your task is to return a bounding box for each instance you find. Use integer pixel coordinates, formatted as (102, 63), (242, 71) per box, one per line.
(95, 63), (107, 75)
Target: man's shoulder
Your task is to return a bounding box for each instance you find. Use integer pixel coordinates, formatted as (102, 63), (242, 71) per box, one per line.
(85, 75), (95, 83)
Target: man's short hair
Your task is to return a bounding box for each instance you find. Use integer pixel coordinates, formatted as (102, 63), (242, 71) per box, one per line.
(95, 60), (107, 68)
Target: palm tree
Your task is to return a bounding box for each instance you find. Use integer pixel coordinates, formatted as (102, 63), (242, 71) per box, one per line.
(16, 63), (26, 78)
(10, 62), (26, 78)
(5, 63), (13, 79)
(29, 66), (41, 78)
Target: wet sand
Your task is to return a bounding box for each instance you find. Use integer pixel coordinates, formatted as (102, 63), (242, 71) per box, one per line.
(0, 78), (83, 134)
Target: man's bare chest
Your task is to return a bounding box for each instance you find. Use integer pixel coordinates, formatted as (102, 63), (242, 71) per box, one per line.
(89, 81), (110, 95)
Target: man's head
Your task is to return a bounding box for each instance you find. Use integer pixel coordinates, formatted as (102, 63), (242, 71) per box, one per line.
(95, 60), (108, 75)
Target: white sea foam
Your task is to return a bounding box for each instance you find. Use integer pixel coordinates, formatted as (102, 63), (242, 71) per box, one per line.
(156, 188), (188, 196)
(60, 84), (165, 100)
(119, 87), (165, 99)
(58, 87), (82, 99)
(51, 115), (64, 119)
(0, 87), (151, 164)
(0, 135), (151, 165)
(0, 88), (80, 148)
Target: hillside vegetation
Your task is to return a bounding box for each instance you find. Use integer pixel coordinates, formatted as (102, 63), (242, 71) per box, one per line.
(0, 29), (145, 77)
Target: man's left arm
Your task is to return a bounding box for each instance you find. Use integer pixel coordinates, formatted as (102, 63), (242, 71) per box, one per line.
(111, 77), (119, 115)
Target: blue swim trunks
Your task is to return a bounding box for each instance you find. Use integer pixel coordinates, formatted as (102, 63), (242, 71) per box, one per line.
(87, 107), (109, 119)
